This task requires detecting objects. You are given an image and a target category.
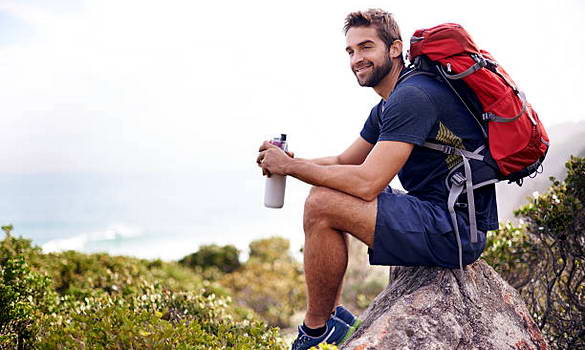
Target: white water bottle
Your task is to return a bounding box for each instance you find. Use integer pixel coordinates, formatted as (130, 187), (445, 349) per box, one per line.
(264, 134), (288, 209)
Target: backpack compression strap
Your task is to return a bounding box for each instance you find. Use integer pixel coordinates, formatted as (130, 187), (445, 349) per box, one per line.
(435, 55), (529, 124)
(424, 142), (484, 271)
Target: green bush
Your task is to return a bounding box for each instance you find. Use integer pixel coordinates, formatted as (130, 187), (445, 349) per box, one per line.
(484, 156), (585, 350)
(179, 244), (241, 274)
(220, 237), (306, 328)
(248, 237), (291, 264)
(483, 222), (539, 289)
(0, 230), (288, 349)
(0, 232), (56, 350)
(342, 237), (387, 312)
(39, 283), (285, 350)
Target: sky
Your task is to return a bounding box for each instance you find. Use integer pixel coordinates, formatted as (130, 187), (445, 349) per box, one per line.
(0, 0), (584, 259)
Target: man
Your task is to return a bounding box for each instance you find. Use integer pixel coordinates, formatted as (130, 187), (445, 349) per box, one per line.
(257, 9), (498, 350)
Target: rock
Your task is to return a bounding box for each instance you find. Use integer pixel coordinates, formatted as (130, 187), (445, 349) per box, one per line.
(341, 260), (548, 350)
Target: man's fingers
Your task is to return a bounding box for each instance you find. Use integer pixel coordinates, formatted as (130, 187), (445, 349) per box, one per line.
(261, 162), (272, 177)
(257, 150), (271, 177)
(259, 140), (278, 152)
(257, 143), (278, 177)
(256, 152), (264, 166)
(257, 150), (271, 166)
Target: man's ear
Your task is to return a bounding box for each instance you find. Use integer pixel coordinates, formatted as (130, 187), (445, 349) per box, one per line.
(389, 40), (403, 59)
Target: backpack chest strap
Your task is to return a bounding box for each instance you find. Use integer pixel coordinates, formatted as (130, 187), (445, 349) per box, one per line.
(424, 142), (484, 161)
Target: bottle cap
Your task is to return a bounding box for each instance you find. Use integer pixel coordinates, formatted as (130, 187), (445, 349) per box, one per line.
(280, 134), (287, 141)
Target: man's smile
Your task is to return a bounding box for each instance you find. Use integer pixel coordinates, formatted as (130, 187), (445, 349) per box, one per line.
(354, 63), (373, 74)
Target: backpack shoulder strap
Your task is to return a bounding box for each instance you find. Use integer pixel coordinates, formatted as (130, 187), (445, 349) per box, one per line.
(378, 68), (435, 116)
(424, 141), (491, 271)
(396, 66), (436, 86)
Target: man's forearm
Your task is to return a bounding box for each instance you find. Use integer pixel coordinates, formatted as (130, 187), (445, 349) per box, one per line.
(285, 158), (376, 201)
(307, 155), (341, 166)
(260, 140), (408, 203)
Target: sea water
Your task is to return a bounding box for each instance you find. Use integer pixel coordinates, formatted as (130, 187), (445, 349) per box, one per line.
(0, 171), (308, 261)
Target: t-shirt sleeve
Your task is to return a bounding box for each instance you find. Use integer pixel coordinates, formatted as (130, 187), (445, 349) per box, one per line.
(378, 85), (438, 146)
(359, 103), (382, 145)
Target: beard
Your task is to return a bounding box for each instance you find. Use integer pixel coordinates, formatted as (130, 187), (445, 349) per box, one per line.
(356, 56), (393, 87)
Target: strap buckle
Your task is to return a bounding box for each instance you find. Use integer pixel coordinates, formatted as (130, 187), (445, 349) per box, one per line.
(482, 112), (494, 122)
(471, 54), (488, 68)
(440, 144), (457, 155)
(451, 172), (466, 186)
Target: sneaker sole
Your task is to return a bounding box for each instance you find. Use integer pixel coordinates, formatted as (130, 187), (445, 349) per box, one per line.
(338, 319), (363, 345)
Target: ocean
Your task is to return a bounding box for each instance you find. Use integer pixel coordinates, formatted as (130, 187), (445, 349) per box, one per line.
(0, 170), (310, 261)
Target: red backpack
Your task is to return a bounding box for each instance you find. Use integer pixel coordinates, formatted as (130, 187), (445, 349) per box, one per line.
(409, 23), (549, 180)
(406, 23), (550, 270)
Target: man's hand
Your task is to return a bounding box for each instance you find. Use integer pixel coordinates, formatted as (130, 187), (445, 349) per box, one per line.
(257, 141), (294, 177)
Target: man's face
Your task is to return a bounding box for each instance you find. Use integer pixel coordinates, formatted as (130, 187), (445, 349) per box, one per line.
(345, 26), (392, 87)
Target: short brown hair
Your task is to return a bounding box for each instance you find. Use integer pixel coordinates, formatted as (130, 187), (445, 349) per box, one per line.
(343, 9), (402, 49)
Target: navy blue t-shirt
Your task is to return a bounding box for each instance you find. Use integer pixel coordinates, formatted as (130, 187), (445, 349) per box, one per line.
(360, 71), (498, 231)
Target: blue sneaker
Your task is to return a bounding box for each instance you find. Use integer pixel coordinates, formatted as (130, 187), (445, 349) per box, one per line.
(332, 305), (363, 329)
(291, 316), (352, 350)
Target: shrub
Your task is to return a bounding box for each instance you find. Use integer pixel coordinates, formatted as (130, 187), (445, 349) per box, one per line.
(483, 222), (539, 289)
(0, 231), (288, 349)
(249, 237), (291, 264)
(33, 249), (229, 299)
(484, 156), (585, 350)
(0, 233), (56, 350)
(342, 237), (387, 311)
(39, 283), (285, 350)
(220, 237), (306, 328)
(179, 244), (241, 273)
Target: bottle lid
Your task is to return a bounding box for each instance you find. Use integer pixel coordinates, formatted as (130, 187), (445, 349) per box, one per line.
(280, 134), (287, 141)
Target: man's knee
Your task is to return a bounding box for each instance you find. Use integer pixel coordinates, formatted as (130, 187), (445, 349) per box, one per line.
(304, 186), (336, 231)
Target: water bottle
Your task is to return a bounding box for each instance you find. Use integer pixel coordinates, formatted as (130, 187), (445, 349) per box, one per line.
(264, 134), (288, 209)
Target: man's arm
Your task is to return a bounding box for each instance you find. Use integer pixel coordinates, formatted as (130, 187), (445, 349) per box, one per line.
(309, 137), (375, 166)
(259, 140), (413, 202)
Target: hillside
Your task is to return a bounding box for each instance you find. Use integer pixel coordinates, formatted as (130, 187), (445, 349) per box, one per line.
(496, 121), (585, 223)
(0, 232), (286, 349)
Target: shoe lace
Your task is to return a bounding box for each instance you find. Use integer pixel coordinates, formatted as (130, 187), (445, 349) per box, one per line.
(292, 335), (312, 349)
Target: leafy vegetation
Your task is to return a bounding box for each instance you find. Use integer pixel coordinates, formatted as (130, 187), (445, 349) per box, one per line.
(483, 222), (538, 290)
(484, 156), (585, 350)
(341, 238), (388, 312)
(179, 244), (241, 273)
(2, 157), (583, 350)
(0, 226), (56, 349)
(219, 237), (306, 328)
(0, 228), (285, 349)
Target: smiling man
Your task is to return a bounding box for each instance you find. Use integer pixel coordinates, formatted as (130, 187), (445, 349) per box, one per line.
(257, 9), (498, 350)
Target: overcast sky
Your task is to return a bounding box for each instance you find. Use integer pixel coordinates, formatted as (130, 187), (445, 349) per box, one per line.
(1, 0), (584, 258)
(1, 0), (583, 178)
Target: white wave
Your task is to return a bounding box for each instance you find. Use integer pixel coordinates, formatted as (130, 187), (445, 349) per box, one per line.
(41, 224), (143, 253)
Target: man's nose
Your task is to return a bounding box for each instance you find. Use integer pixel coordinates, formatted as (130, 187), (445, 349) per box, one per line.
(351, 51), (364, 67)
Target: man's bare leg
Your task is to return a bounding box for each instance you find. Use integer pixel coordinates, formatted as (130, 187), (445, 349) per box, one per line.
(302, 186), (377, 328)
(333, 232), (348, 308)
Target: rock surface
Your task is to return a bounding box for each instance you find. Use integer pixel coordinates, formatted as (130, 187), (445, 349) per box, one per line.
(342, 260), (548, 350)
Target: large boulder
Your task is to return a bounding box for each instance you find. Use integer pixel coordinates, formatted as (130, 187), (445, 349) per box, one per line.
(342, 260), (548, 350)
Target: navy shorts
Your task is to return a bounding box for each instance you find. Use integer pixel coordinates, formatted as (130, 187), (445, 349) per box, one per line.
(368, 188), (486, 269)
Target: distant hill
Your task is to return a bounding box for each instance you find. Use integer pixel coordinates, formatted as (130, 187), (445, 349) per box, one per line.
(496, 121), (585, 224)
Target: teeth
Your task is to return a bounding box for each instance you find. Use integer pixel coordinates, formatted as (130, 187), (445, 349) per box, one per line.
(356, 65), (371, 72)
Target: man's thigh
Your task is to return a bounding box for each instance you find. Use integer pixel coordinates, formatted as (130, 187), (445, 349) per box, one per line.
(304, 186), (377, 247)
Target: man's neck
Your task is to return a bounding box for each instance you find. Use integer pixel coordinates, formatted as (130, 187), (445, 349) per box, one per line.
(374, 61), (405, 101)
